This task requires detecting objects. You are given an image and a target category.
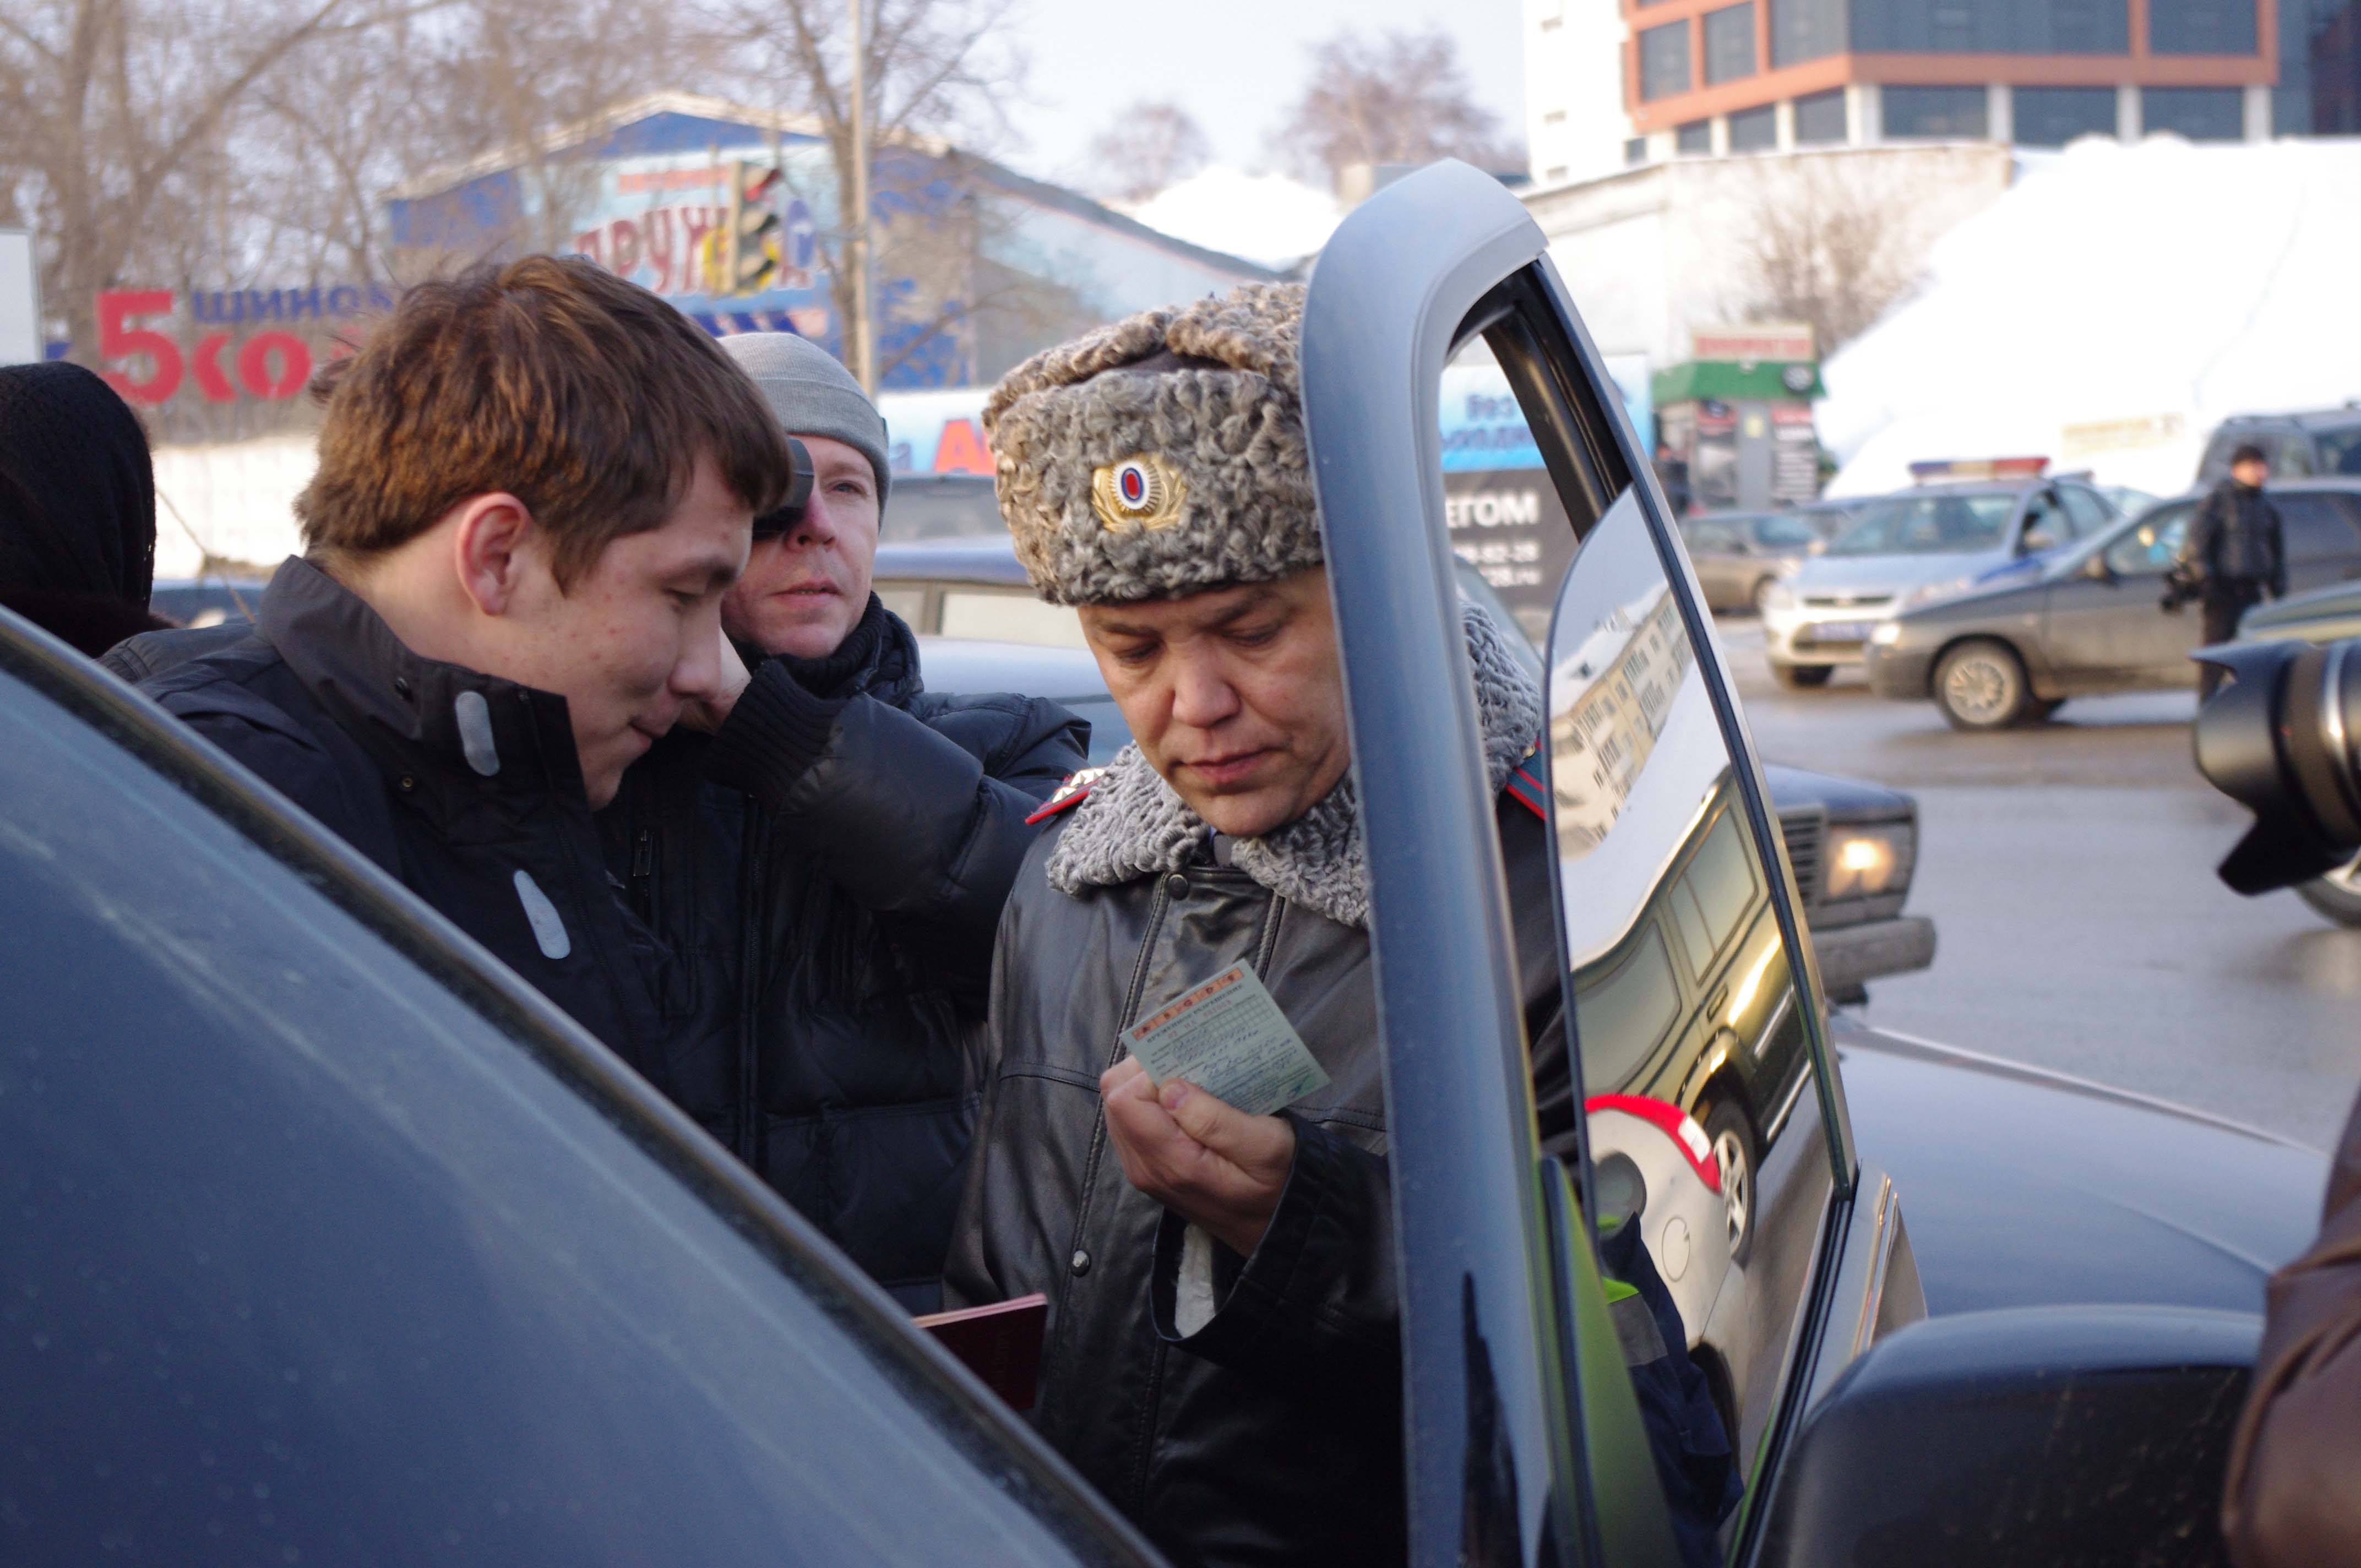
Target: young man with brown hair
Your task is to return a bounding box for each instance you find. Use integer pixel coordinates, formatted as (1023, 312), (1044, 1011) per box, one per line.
(131, 256), (791, 1075)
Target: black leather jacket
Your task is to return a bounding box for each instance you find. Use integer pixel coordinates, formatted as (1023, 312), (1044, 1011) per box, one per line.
(601, 602), (1085, 1308)
(945, 788), (1571, 1567)
(2183, 480), (2287, 598)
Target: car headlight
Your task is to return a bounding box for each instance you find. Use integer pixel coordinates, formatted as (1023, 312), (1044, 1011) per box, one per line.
(1825, 824), (1912, 899)
(1870, 621), (1903, 646)
(1901, 575), (1975, 611)
(1759, 580), (1797, 612)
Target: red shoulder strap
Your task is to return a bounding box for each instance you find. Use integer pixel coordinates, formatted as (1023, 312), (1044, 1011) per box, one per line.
(1502, 736), (1547, 821)
(1025, 767), (1107, 826)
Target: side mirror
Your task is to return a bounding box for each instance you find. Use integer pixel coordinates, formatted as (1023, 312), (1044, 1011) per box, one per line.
(1755, 1306), (2256, 1566)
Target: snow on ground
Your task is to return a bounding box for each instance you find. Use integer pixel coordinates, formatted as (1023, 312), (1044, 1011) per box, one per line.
(1119, 166), (1341, 270)
(1821, 136), (2361, 498)
(150, 434), (313, 578)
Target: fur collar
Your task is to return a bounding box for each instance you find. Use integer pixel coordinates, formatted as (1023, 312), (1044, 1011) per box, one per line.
(1045, 601), (1542, 928)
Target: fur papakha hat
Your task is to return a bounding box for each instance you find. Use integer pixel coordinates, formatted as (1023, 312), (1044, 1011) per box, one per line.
(983, 282), (1318, 606)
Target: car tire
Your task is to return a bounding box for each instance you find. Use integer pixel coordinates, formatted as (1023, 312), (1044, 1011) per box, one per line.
(2297, 856), (2361, 927)
(2027, 696), (2066, 723)
(1750, 577), (1779, 615)
(1772, 662), (1835, 689)
(1935, 639), (2033, 730)
(1701, 1098), (1758, 1266)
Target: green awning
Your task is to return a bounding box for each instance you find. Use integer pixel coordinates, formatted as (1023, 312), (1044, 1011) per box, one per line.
(1652, 360), (1824, 405)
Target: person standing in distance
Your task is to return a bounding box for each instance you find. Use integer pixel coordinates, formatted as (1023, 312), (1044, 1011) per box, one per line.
(2183, 443), (2287, 700)
(599, 332), (1086, 1311)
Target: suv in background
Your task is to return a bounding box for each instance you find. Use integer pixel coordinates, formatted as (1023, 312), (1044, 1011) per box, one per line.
(2198, 407), (2361, 484)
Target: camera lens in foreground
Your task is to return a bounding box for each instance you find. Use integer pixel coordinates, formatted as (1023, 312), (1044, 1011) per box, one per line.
(2194, 638), (2361, 894)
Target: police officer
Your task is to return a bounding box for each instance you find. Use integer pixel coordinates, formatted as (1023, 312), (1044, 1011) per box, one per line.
(2182, 443), (2287, 699)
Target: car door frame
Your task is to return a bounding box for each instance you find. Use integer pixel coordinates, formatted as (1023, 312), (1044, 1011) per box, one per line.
(1301, 159), (1862, 1567)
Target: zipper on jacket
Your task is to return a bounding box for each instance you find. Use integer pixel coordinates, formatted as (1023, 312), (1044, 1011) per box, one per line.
(734, 805), (768, 1172)
(628, 826), (656, 922)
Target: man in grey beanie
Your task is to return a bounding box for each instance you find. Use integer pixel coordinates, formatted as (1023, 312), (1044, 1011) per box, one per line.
(598, 331), (1086, 1311)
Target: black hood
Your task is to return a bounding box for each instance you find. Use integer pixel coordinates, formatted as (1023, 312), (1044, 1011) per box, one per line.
(0, 362), (157, 607)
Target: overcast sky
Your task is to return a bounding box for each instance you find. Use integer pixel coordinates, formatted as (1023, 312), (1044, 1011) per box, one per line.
(991, 0), (1523, 187)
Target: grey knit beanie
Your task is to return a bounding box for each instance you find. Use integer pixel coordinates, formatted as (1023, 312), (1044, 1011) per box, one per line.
(717, 333), (890, 504)
(983, 282), (1317, 606)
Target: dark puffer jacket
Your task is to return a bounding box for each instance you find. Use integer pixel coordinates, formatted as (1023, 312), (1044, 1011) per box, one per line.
(945, 782), (1572, 1567)
(129, 558), (677, 1073)
(601, 598), (1086, 1309)
(2184, 480), (2287, 598)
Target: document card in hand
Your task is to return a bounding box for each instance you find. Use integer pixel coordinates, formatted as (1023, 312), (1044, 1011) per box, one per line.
(1124, 961), (1330, 1118)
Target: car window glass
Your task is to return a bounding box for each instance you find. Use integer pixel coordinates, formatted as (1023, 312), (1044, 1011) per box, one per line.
(2277, 440), (2316, 477)
(1571, 923), (1683, 1088)
(1754, 515), (1818, 549)
(2318, 427), (2361, 477)
(2104, 504), (2193, 575)
(2060, 487), (2111, 537)
(0, 660), (1139, 1567)
(874, 584), (928, 628)
(2021, 490), (2066, 545)
(1829, 493), (2011, 555)
(1536, 475), (1834, 1544)
(2277, 494), (2357, 566)
(1684, 808), (1760, 951)
(936, 589), (1089, 647)
(1687, 522), (1739, 552)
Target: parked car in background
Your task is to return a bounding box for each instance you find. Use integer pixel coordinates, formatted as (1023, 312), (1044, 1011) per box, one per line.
(878, 472), (1004, 541)
(1787, 496), (1876, 541)
(148, 576), (269, 629)
(1865, 482), (2361, 729)
(1679, 510), (1826, 613)
(1761, 474), (2121, 687)
(2199, 406), (2361, 484)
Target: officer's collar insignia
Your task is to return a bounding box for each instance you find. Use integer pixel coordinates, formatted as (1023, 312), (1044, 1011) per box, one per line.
(1089, 453), (1188, 533)
(1026, 766), (1109, 825)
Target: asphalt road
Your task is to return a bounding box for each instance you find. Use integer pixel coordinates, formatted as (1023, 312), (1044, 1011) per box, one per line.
(1710, 617), (2361, 1153)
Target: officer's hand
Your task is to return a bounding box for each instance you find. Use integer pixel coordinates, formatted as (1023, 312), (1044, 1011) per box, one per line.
(679, 625), (752, 734)
(1100, 1057), (1294, 1258)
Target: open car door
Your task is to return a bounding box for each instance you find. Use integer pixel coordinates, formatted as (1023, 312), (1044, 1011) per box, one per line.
(1303, 159), (2266, 1568)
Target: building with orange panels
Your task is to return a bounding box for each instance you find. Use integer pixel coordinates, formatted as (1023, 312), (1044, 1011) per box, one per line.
(1525, 0), (2361, 186)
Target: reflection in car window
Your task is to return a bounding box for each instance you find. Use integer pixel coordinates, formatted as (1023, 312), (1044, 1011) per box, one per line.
(1573, 924), (1682, 1091)
(1682, 809), (1759, 957)
(1754, 515), (1818, 548)
(1827, 494), (2013, 556)
(2104, 505), (2193, 575)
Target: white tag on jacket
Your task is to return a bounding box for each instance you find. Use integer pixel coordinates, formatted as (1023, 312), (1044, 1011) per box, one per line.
(1125, 961), (1329, 1118)
(513, 868), (571, 960)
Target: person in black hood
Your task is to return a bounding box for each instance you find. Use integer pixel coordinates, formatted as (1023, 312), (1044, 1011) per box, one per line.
(598, 331), (1086, 1311)
(0, 361), (173, 656)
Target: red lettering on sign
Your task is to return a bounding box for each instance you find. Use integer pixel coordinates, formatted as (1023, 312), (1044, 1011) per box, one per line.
(237, 332), (312, 399)
(932, 417), (993, 475)
(97, 291), (183, 405)
(192, 334), (236, 402)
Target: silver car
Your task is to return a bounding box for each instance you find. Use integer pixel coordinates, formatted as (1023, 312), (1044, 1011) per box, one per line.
(1761, 477), (2118, 687)
(1679, 510), (1825, 614)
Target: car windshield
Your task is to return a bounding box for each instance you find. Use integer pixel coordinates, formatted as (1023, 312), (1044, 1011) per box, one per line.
(1754, 514), (1820, 548)
(1827, 493), (2014, 556)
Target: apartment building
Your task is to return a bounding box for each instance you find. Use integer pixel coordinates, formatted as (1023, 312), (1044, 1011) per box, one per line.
(1525, 0), (2361, 186)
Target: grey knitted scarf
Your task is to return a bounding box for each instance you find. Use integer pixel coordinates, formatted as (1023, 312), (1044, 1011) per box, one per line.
(1045, 601), (1543, 929)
